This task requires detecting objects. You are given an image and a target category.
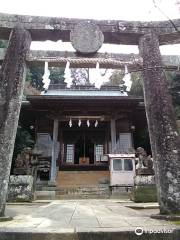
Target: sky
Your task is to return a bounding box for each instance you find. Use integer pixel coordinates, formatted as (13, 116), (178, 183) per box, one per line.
(0, 0), (180, 54)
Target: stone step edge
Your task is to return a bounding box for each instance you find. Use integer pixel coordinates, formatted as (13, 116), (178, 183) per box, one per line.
(0, 228), (179, 240)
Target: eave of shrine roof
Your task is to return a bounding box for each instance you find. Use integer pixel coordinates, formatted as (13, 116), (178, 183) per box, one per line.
(42, 89), (127, 97)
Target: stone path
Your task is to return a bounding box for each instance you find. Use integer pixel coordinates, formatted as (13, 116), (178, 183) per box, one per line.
(0, 200), (179, 239)
(0, 200), (176, 229)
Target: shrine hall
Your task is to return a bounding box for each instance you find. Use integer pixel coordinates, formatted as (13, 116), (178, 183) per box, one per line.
(18, 82), (147, 189)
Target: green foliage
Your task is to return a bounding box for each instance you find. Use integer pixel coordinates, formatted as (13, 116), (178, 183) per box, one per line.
(102, 70), (127, 92)
(129, 72), (144, 97)
(49, 67), (65, 84)
(109, 70), (124, 85)
(102, 70), (143, 96)
(24, 66), (65, 95)
(28, 65), (44, 90)
(128, 70), (180, 120)
(13, 126), (34, 160)
(0, 40), (8, 48)
(71, 68), (90, 85)
(133, 127), (151, 154)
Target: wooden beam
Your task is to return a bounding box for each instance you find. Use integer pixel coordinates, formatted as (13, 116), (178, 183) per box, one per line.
(0, 13), (180, 44)
(0, 48), (180, 70)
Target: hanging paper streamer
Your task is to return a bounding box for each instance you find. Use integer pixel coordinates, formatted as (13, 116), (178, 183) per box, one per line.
(95, 120), (98, 127)
(89, 64), (113, 89)
(92, 62), (101, 89)
(69, 118), (72, 127)
(87, 120), (90, 127)
(42, 62), (51, 90)
(123, 65), (132, 92)
(64, 60), (73, 88)
(78, 119), (81, 127)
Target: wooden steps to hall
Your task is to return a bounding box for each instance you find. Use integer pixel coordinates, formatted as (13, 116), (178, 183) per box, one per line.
(35, 170), (110, 199)
(56, 170), (110, 188)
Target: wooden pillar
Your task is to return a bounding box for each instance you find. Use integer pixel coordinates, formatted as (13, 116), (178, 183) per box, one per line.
(110, 118), (116, 153)
(0, 29), (31, 217)
(50, 119), (59, 183)
(139, 32), (180, 214)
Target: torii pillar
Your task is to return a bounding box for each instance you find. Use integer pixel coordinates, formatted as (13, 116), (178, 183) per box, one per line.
(139, 32), (180, 214)
(0, 29), (31, 217)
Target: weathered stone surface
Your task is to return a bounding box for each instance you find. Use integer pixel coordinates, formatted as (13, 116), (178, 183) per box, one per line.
(132, 175), (157, 202)
(136, 168), (154, 175)
(70, 22), (104, 54)
(134, 175), (155, 186)
(139, 32), (180, 214)
(0, 29), (31, 217)
(132, 186), (157, 202)
(8, 175), (34, 202)
(0, 13), (180, 44)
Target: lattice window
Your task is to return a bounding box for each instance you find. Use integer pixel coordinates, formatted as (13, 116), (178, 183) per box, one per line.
(119, 133), (132, 153)
(95, 144), (104, 162)
(66, 144), (74, 163)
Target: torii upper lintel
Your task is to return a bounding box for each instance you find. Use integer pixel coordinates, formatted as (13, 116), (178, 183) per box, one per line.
(0, 12), (180, 45)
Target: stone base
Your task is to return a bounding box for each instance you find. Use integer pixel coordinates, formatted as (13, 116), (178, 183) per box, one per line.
(0, 216), (13, 222)
(48, 181), (57, 187)
(34, 190), (56, 200)
(131, 185), (157, 202)
(151, 214), (180, 221)
(8, 175), (34, 202)
(110, 186), (132, 199)
(131, 175), (157, 202)
(137, 168), (154, 175)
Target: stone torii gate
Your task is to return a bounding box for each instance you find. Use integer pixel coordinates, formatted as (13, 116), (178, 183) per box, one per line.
(0, 13), (180, 217)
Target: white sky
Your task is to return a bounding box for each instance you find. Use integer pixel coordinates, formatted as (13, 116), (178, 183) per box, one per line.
(0, 0), (180, 54)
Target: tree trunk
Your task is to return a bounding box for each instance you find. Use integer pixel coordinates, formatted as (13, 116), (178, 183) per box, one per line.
(139, 32), (180, 214)
(0, 29), (31, 217)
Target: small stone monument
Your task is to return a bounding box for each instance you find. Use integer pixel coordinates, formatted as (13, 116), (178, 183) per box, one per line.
(136, 147), (154, 175)
(13, 148), (35, 175)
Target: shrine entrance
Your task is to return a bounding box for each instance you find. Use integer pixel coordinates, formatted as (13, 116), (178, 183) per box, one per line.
(62, 128), (107, 167)
(74, 132), (94, 165)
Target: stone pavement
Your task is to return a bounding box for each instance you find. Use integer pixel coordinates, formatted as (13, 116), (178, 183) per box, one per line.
(0, 199), (179, 239)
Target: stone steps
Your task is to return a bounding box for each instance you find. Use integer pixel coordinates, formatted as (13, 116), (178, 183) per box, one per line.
(35, 185), (133, 200)
(55, 185), (110, 199)
(35, 185), (110, 200)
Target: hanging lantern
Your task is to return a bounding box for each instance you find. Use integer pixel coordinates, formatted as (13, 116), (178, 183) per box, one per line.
(78, 119), (81, 127)
(95, 120), (98, 127)
(69, 118), (72, 127)
(87, 120), (90, 127)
